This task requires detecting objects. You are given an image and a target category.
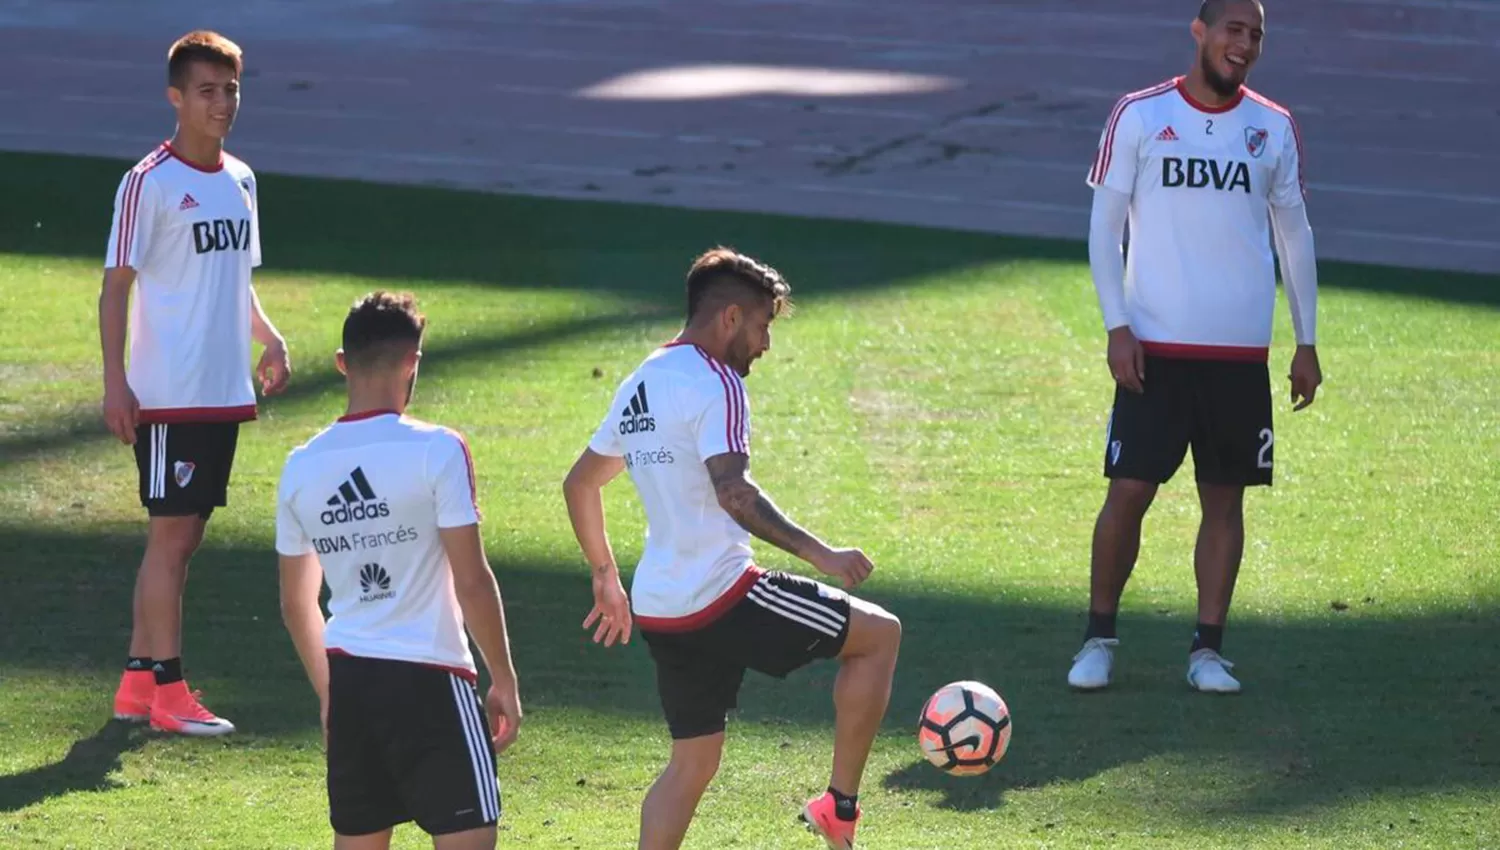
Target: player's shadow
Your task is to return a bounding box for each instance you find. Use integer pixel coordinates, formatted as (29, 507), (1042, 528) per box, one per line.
(0, 720), (149, 813)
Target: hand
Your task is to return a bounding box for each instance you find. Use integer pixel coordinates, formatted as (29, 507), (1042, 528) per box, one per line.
(810, 546), (874, 589)
(1289, 344), (1322, 411)
(486, 682), (523, 755)
(1106, 326), (1145, 394)
(582, 565), (632, 647)
(257, 339), (291, 396)
(102, 376), (140, 444)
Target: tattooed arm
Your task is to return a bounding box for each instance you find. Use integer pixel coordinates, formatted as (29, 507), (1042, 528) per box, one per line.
(706, 452), (874, 588)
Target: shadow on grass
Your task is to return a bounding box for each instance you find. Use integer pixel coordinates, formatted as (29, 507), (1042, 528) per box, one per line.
(1, 525), (1496, 820)
(3, 150), (1496, 313)
(0, 720), (149, 814)
(0, 304), (674, 473)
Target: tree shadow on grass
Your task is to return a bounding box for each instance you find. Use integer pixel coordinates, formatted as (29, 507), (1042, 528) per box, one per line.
(0, 304), (674, 474)
(2, 150), (1494, 314)
(0, 720), (149, 814)
(1, 525), (1495, 822)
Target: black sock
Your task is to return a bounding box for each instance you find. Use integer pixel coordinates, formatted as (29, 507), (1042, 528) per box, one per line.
(1191, 623), (1224, 654)
(1084, 610), (1117, 641)
(152, 657), (183, 686)
(827, 786), (858, 822)
(126, 656), (153, 673)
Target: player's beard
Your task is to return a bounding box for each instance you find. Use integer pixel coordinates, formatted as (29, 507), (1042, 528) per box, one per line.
(727, 334), (754, 377)
(1200, 51), (1244, 97)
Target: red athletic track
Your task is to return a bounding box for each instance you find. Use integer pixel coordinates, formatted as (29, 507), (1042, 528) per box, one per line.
(1, 0), (1495, 275)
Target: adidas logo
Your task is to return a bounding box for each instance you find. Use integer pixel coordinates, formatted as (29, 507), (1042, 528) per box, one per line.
(320, 467), (391, 525)
(618, 381), (655, 434)
(179, 193), (199, 210)
(358, 562), (395, 602)
(1156, 126), (1179, 142)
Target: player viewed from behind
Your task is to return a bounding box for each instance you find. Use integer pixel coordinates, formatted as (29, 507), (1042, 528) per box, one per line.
(1072, 0), (1322, 694)
(105, 30), (290, 736)
(276, 292), (522, 849)
(563, 248), (902, 850)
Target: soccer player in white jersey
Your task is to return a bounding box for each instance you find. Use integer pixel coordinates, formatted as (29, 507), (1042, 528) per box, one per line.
(1070, 0), (1322, 695)
(563, 248), (902, 850)
(276, 292), (522, 849)
(103, 31), (291, 735)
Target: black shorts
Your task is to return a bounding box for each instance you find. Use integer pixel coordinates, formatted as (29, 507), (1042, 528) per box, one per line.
(133, 422), (240, 518)
(326, 653), (500, 837)
(1104, 356), (1274, 487)
(640, 570), (853, 740)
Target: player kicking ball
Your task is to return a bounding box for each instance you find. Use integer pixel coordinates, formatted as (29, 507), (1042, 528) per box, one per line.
(105, 30), (291, 736)
(277, 292), (522, 849)
(564, 248), (902, 850)
(1070, 0), (1322, 694)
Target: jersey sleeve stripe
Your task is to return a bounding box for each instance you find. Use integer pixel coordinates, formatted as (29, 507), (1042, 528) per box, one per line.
(441, 428), (480, 512)
(1245, 89), (1305, 198)
(1090, 80), (1176, 185)
(701, 353), (748, 455)
(116, 171), (143, 268)
(728, 371), (747, 454)
(456, 433), (478, 510)
(115, 148), (170, 268)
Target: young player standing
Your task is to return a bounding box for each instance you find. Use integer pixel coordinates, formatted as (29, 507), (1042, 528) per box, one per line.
(563, 248), (902, 850)
(1069, 0), (1322, 694)
(104, 30), (291, 735)
(276, 291), (522, 849)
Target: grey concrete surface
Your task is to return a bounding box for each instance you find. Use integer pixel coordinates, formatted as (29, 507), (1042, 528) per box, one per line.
(1, 0), (1496, 274)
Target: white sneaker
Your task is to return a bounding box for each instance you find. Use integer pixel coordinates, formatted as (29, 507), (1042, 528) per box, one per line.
(1186, 649), (1241, 694)
(1067, 637), (1119, 690)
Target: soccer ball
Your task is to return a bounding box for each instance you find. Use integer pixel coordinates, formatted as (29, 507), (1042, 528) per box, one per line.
(917, 680), (1011, 776)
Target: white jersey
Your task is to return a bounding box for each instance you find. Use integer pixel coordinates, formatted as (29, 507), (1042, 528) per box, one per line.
(275, 411), (483, 677)
(588, 341), (758, 631)
(105, 143), (263, 423)
(1086, 77), (1305, 361)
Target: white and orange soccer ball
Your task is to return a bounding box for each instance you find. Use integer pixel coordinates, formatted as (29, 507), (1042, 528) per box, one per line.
(917, 680), (1011, 776)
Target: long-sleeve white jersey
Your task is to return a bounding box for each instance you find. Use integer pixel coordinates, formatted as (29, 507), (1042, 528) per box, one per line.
(1086, 77), (1316, 361)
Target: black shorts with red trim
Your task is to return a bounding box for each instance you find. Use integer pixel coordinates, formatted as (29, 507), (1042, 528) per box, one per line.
(639, 569), (853, 740)
(326, 652), (500, 837)
(1103, 349), (1274, 487)
(133, 422), (240, 518)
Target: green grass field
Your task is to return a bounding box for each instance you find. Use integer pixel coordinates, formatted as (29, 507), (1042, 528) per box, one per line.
(1, 150), (1497, 849)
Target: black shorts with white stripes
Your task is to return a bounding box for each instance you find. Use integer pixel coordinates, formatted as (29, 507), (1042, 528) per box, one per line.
(132, 422), (240, 519)
(640, 570), (853, 740)
(326, 652), (500, 837)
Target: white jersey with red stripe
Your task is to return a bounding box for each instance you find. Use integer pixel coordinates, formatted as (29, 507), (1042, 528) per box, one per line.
(1086, 77), (1305, 361)
(588, 341), (755, 629)
(105, 142), (262, 423)
(275, 411), (483, 677)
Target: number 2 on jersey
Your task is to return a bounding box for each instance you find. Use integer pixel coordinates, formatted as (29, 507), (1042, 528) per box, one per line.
(1256, 427), (1274, 469)
(1205, 118), (1214, 135)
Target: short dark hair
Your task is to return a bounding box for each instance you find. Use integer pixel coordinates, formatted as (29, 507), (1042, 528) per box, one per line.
(342, 290), (426, 371)
(167, 30), (243, 88)
(685, 247), (793, 322)
(1198, 0), (1263, 25)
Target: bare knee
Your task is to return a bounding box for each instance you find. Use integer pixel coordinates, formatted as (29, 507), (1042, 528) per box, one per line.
(1104, 479), (1158, 519)
(666, 735), (723, 791)
(1196, 483), (1244, 522)
(145, 516), (206, 567)
(842, 599), (901, 662)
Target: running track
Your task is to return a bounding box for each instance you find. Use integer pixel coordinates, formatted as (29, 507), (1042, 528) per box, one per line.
(0, 0), (1496, 276)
